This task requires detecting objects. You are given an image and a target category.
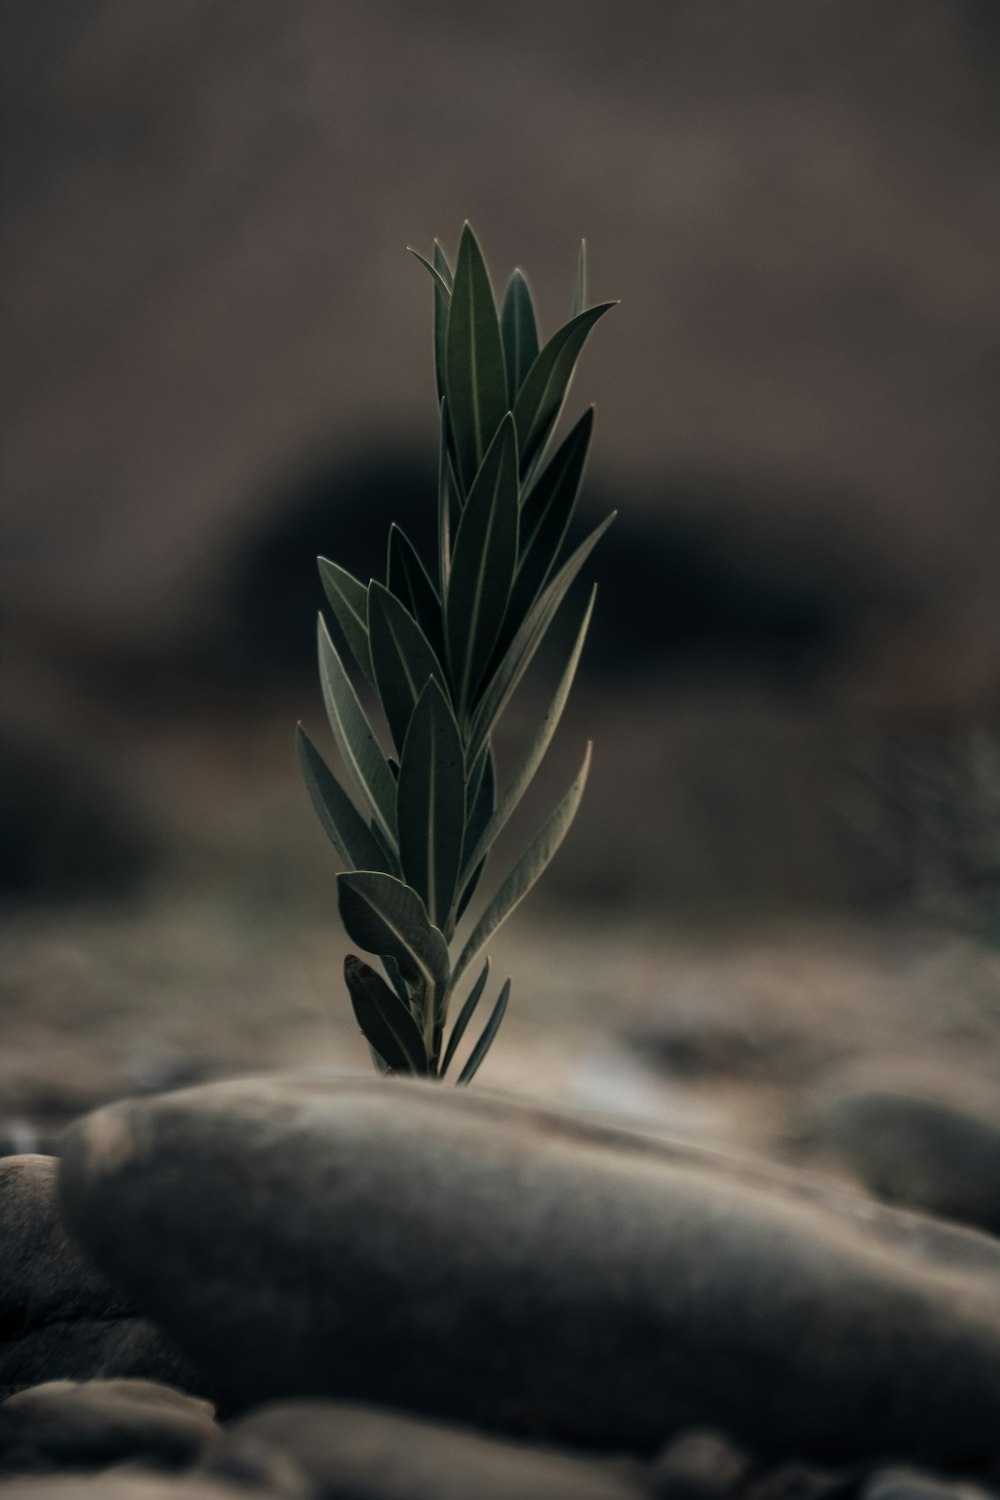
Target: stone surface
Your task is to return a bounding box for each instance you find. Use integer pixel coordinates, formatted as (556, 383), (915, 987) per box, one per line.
(813, 1078), (1000, 1235)
(59, 1078), (1000, 1465)
(0, 1476), (273, 1498)
(202, 1399), (649, 1499)
(863, 1470), (997, 1500)
(0, 1156), (202, 1401)
(0, 1156), (126, 1330)
(650, 1429), (749, 1500)
(0, 1379), (216, 1474)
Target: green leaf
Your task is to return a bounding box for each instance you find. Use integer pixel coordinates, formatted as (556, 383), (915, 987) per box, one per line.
(433, 240), (454, 405)
(381, 953), (410, 1005)
(454, 743), (592, 986)
(367, 581), (446, 755)
(455, 745), (494, 922)
(296, 724), (390, 873)
(408, 246), (452, 303)
(446, 414), (520, 718)
(571, 237), (588, 318)
(386, 524), (445, 665)
(440, 957), (490, 1076)
(409, 242), (453, 405)
(445, 224), (509, 495)
(433, 237), (454, 291)
(438, 396), (454, 591)
(498, 406), (593, 657)
(470, 512), (615, 756)
(513, 302), (615, 476)
(462, 585), (595, 883)
(318, 558), (373, 683)
(457, 977), (511, 1085)
(344, 956), (428, 1075)
(318, 615), (397, 845)
(397, 678), (466, 931)
(501, 269), (539, 405)
(338, 870), (450, 999)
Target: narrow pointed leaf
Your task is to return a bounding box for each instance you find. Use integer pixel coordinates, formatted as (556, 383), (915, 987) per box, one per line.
(463, 586), (595, 883)
(446, 224), (508, 494)
(457, 978), (511, 1085)
(454, 743), (592, 985)
(410, 244), (454, 405)
(501, 269), (539, 405)
(318, 615), (397, 844)
(441, 957), (490, 1076)
(433, 241), (454, 406)
(438, 396), (453, 592)
(513, 302), (615, 475)
(344, 956), (428, 1075)
(338, 871), (450, 996)
(318, 558), (373, 682)
(369, 817), (402, 880)
(408, 246), (452, 303)
(498, 407), (594, 657)
(382, 954), (410, 1005)
(461, 744), (494, 866)
(470, 513), (615, 756)
(387, 524), (445, 664)
(367, 581), (446, 755)
(446, 414), (519, 717)
(397, 678), (466, 930)
(456, 744), (495, 920)
(297, 725), (389, 873)
(433, 238), (454, 290)
(571, 238), (588, 318)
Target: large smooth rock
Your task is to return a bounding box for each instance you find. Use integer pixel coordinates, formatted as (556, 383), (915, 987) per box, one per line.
(202, 1399), (648, 1500)
(0, 1477), (272, 1499)
(813, 1078), (1000, 1235)
(0, 1157), (201, 1401)
(0, 1379), (216, 1475)
(862, 1471), (997, 1500)
(59, 1079), (1000, 1465)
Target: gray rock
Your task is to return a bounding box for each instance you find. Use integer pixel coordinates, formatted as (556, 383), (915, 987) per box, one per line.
(59, 1078), (1000, 1465)
(0, 1475), (273, 1498)
(202, 1399), (648, 1499)
(862, 1469), (997, 1500)
(0, 1156), (126, 1330)
(0, 1379), (216, 1474)
(651, 1429), (749, 1499)
(0, 1320), (202, 1414)
(0, 1156), (203, 1401)
(813, 1082), (1000, 1235)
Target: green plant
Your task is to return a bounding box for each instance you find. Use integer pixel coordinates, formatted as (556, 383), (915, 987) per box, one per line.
(298, 225), (615, 1081)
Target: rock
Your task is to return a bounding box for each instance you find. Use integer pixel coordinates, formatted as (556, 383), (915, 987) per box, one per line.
(59, 1078), (1000, 1466)
(862, 1470), (997, 1500)
(201, 1399), (649, 1499)
(651, 1429), (749, 1499)
(0, 1321), (203, 1415)
(0, 1379), (216, 1475)
(744, 1463), (851, 1500)
(812, 1077), (1000, 1235)
(0, 1156), (124, 1327)
(0, 1156), (203, 1401)
(0, 1475), (274, 1498)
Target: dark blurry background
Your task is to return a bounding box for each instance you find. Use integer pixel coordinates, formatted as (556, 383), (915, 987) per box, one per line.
(1, 1), (998, 1160)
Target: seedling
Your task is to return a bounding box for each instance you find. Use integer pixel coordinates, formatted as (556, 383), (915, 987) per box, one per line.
(298, 225), (615, 1081)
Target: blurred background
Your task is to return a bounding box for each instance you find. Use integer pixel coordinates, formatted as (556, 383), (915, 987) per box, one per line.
(2, 1), (998, 1201)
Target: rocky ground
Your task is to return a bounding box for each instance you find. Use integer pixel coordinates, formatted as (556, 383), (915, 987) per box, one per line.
(2, 862), (999, 1494)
